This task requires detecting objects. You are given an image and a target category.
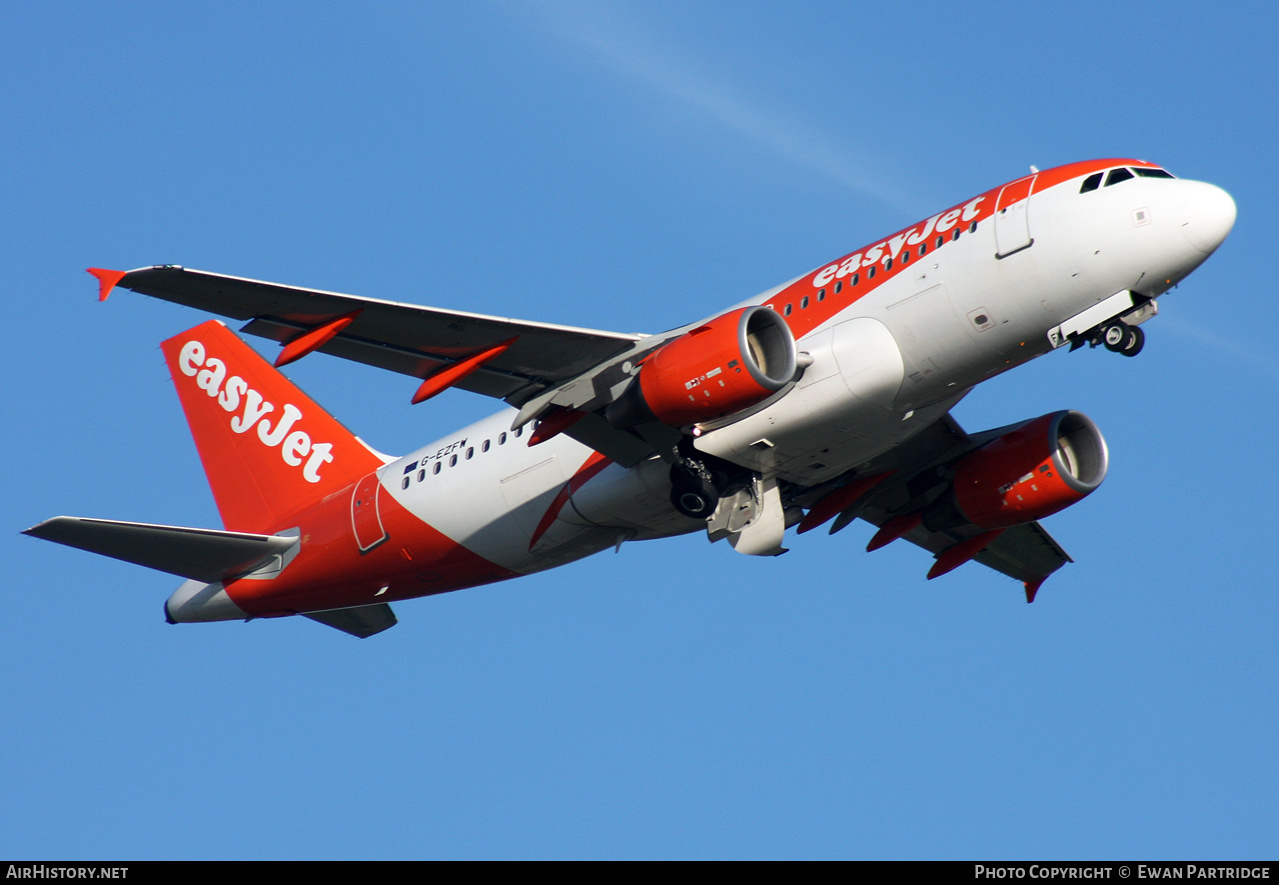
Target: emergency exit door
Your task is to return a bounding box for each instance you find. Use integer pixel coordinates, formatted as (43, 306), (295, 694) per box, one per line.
(993, 173), (1037, 257)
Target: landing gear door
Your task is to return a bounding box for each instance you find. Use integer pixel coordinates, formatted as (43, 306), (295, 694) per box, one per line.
(351, 472), (389, 554)
(994, 173), (1037, 258)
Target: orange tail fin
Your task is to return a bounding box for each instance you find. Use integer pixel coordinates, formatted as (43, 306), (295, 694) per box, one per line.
(160, 320), (386, 533)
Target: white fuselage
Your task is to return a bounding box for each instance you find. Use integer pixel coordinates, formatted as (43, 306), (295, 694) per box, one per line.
(382, 167), (1233, 576)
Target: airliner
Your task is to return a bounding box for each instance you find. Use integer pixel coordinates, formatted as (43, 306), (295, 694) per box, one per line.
(25, 158), (1236, 637)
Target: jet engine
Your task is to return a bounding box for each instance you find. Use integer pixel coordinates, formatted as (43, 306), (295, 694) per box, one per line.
(607, 305), (798, 428)
(925, 411), (1109, 531)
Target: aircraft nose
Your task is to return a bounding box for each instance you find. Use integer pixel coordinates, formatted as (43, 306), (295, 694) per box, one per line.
(1179, 181), (1237, 255)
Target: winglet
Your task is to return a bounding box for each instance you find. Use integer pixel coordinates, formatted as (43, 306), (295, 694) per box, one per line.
(275, 310), (362, 367)
(1024, 578), (1045, 603)
(87, 267), (127, 302)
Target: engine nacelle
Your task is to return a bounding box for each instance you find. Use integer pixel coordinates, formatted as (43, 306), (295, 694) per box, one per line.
(608, 305), (798, 428)
(930, 411), (1109, 531)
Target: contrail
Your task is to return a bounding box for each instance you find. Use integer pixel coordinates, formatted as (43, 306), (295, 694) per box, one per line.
(512, 1), (917, 214)
(1159, 315), (1279, 381)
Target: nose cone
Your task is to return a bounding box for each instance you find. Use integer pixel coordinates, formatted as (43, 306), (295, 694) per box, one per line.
(1180, 182), (1237, 255)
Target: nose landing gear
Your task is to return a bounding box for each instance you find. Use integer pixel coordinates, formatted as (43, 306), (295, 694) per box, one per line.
(1100, 322), (1145, 357)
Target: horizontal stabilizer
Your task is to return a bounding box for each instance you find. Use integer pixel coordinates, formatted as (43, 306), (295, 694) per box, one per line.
(303, 603), (398, 638)
(24, 516), (296, 583)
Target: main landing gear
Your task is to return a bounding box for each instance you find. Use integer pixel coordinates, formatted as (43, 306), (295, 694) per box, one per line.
(670, 470), (719, 519)
(668, 441), (748, 520)
(1100, 322), (1145, 357)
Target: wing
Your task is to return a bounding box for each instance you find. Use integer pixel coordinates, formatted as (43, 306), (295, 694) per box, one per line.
(100, 265), (678, 465)
(864, 510), (1071, 602)
(107, 265), (643, 400)
(796, 414), (1072, 600)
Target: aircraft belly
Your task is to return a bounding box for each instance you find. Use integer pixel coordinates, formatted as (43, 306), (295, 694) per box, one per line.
(567, 458), (700, 540)
(878, 281), (1005, 405)
(694, 319), (915, 484)
(384, 413), (603, 574)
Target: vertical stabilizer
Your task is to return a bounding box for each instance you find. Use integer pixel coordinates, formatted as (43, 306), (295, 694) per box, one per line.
(160, 320), (385, 533)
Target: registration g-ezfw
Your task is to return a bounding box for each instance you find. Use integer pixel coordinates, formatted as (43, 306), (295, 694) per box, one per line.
(27, 159), (1235, 637)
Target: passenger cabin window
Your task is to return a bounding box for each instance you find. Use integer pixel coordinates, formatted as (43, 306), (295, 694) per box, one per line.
(1105, 168), (1135, 187)
(1080, 172), (1103, 193)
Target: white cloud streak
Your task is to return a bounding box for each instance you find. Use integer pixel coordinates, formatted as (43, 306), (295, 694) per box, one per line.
(516, 1), (913, 213)
(1159, 315), (1279, 382)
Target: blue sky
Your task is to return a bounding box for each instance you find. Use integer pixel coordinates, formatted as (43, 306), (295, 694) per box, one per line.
(5, 1), (1277, 859)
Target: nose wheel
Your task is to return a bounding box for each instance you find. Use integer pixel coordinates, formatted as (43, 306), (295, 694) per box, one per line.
(1101, 322), (1144, 357)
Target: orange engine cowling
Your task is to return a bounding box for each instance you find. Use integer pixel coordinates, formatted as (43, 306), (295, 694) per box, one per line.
(941, 411), (1109, 530)
(611, 305), (797, 428)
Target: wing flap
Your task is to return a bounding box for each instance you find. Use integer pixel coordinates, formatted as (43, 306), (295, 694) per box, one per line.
(240, 315), (530, 398)
(819, 411), (1073, 595)
(852, 514), (1071, 591)
(972, 521), (1072, 584)
(24, 516), (296, 583)
(894, 520), (1072, 585)
(561, 411), (666, 468)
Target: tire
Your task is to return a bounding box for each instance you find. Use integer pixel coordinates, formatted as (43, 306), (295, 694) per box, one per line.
(670, 474), (719, 519)
(1102, 323), (1127, 351)
(1119, 324), (1145, 357)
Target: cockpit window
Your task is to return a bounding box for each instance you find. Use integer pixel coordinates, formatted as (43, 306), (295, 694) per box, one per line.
(1105, 168), (1135, 187)
(1080, 173), (1103, 193)
(1133, 167), (1176, 179)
